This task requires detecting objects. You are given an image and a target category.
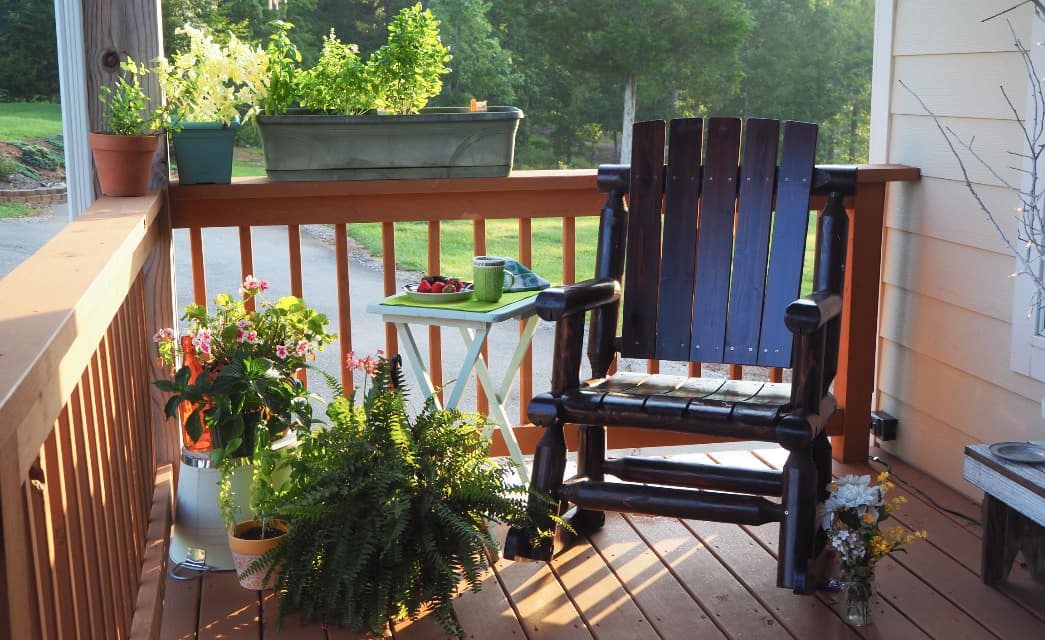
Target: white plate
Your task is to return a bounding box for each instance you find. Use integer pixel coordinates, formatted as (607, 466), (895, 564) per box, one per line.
(403, 282), (474, 303)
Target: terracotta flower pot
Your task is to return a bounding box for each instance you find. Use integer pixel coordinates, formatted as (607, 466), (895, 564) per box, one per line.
(88, 132), (159, 196)
(228, 519), (287, 590)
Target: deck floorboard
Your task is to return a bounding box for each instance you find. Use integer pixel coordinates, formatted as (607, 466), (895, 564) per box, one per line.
(159, 446), (1045, 640)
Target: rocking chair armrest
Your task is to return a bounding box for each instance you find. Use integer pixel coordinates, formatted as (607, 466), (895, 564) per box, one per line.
(535, 277), (621, 321)
(785, 291), (842, 336)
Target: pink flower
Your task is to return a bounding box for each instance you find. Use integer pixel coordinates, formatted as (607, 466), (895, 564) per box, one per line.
(345, 351), (358, 370)
(360, 355), (378, 375)
(240, 275), (266, 298)
(236, 319), (252, 329)
(197, 328), (213, 341)
(245, 330), (260, 344)
(275, 344), (289, 359)
(295, 339), (310, 357)
(259, 279), (270, 292)
(198, 341), (212, 356)
(152, 328), (175, 343)
(236, 328), (246, 342)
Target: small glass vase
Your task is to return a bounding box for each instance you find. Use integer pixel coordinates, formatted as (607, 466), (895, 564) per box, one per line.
(841, 578), (874, 626)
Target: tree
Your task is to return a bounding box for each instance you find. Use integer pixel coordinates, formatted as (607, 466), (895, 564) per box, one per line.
(428, 0), (517, 105)
(0, 0), (59, 100)
(728, 0), (874, 162)
(519, 0), (752, 162)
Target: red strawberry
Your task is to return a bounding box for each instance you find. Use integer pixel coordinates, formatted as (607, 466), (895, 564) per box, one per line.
(443, 284), (457, 293)
(417, 279), (432, 293)
(431, 281), (446, 293)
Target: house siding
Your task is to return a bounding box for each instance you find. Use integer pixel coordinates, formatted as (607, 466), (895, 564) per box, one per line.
(877, 0), (1041, 498)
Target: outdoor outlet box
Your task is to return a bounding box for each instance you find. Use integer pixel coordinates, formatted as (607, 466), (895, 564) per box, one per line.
(870, 411), (898, 441)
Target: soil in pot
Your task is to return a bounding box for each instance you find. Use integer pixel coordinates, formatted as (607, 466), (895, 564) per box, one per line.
(228, 518), (287, 590)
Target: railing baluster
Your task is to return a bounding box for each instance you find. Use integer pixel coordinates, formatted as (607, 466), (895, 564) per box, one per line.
(238, 226), (255, 312)
(688, 362), (701, 377)
(518, 218), (533, 424)
(24, 457), (56, 640)
(0, 443), (35, 639)
(381, 221), (398, 356)
(41, 432), (77, 636)
(66, 386), (111, 636)
(110, 304), (145, 576)
(86, 338), (132, 634)
(769, 367), (783, 383)
(189, 226), (207, 306)
(729, 364), (743, 380)
(647, 359), (660, 374)
(427, 220), (443, 403)
(288, 225), (304, 297)
(95, 328), (134, 631)
(473, 219), (488, 415)
(334, 224), (354, 395)
(562, 216), (576, 285)
(53, 407), (94, 635)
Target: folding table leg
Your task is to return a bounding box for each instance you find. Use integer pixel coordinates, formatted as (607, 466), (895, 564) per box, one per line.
(446, 324), (489, 409)
(394, 323), (442, 410)
(458, 327), (529, 484)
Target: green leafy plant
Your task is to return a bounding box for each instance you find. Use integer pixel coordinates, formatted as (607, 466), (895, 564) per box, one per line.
(153, 275), (335, 463)
(367, 3), (451, 114)
(266, 357), (532, 636)
(156, 24), (269, 126)
(296, 29), (373, 114)
(15, 142), (62, 171)
(0, 155), (19, 182)
(260, 21), (302, 116)
(98, 57), (168, 135)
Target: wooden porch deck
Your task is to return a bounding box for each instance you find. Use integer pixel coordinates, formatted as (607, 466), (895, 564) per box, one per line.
(159, 446), (1045, 640)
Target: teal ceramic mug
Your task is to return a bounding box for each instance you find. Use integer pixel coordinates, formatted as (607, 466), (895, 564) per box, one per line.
(473, 256), (516, 302)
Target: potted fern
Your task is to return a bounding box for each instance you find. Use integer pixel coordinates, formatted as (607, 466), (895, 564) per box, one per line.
(157, 25), (267, 185)
(89, 57), (169, 196)
(265, 355), (534, 635)
(255, 4), (523, 181)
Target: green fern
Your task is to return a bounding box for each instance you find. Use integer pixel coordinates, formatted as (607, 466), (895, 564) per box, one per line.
(268, 359), (536, 636)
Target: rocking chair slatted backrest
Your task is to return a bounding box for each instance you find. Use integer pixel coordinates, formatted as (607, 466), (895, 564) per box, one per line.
(620, 117), (818, 369)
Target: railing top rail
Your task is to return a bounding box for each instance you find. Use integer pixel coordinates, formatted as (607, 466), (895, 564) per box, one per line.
(597, 164), (920, 195)
(168, 166), (918, 230)
(0, 193), (164, 478)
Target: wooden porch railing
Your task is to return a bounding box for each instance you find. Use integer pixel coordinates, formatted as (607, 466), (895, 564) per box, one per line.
(168, 165), (918, 464)
(0, 194), (179, 639)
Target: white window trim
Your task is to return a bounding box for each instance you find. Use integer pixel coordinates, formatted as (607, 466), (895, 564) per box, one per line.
(1011, 12), (1045, 382)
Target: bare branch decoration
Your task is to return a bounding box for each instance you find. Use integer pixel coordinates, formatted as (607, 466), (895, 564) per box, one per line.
(899, 19), (1045, 317)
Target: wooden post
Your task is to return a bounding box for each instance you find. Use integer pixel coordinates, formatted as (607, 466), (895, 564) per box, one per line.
(831, 181), (887, 463)
(83, 0), (168, 192)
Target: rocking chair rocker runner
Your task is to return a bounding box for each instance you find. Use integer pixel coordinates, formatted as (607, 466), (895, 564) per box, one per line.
(503, 117), (851, 594)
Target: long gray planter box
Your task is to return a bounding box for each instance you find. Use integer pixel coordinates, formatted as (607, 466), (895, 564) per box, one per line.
(257, 107), (524, 181)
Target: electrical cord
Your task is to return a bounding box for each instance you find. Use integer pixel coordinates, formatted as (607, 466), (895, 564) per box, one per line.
(868, 455), (981, 527)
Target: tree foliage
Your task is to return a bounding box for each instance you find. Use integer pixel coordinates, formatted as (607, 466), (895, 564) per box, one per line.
(0, 0), (58, 100)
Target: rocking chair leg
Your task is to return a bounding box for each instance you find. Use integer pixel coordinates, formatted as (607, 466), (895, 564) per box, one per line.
(778, 446), (819, 594)
(504, 418), (568, 562)
(813, 432), (832, 502)
(568, 424), (607, 534)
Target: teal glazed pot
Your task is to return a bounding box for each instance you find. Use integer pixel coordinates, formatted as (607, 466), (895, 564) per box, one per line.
(171, 121), (240, 185)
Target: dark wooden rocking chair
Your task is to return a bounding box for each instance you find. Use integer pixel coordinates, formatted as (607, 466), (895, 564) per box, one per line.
(503, 117), (851, 594)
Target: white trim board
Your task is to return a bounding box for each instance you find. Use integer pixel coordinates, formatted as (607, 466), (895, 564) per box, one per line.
(869, 0), (896, 164)
(53, 0), (94, 218)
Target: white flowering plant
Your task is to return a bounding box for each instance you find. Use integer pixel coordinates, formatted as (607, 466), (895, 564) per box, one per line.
(156, 24), (269, 126)
(153, 276), (335, 462)
(820, 473), (926, 584)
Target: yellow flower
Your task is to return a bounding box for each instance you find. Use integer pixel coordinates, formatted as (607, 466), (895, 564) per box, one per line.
(863, 511), (876, 524)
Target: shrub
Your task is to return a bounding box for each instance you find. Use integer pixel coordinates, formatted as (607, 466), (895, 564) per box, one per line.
(16, 143), (62, 171)
(0, 155), (19, 182)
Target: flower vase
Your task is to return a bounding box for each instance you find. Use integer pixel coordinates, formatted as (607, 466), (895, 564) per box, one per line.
(841, 578), (874, 626)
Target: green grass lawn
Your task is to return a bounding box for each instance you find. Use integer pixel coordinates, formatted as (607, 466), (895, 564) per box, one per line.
(0, 202), (39, 218)
(0, 102), (62, 141)
(349, 214), (818, 293)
